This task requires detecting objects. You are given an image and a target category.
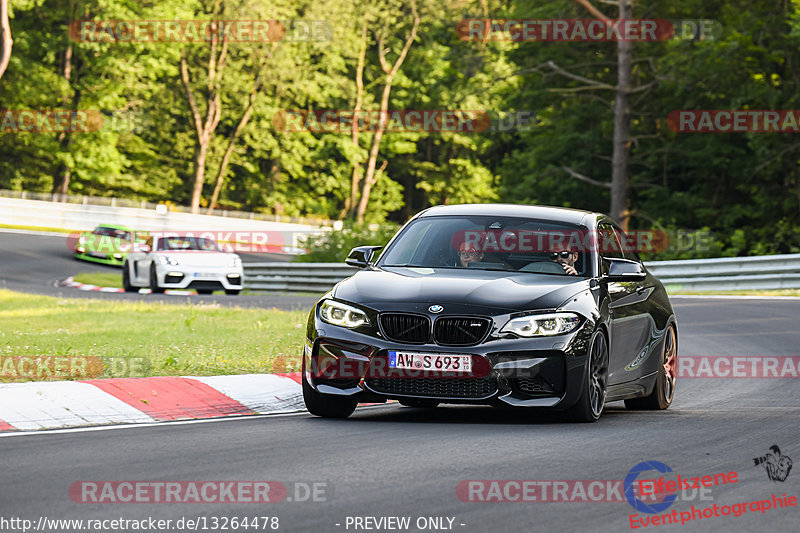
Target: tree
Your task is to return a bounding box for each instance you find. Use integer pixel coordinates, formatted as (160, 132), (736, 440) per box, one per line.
(342, 0), (420, 223)
(548, 0), (638, 228)
(179, 11), (228, 214)
(0, 0), (11, 81)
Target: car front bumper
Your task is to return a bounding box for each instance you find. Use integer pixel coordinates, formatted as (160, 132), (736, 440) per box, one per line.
(304, 312), (595, 410)
(74, 251), (126, 266)
(153, 264), (244, 290)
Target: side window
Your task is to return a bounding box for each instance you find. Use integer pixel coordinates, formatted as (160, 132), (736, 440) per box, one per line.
(599, 223), (625, 260)
(613, 227), (642, 263)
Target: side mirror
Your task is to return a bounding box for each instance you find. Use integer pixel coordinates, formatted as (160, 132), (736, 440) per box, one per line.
(135, 243), (151, 253)
(603, 258), (646, 282)
(345, 245), (383, 269)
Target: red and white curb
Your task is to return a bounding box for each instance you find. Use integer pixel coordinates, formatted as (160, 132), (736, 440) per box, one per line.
(59, 277), (195, 295)
(0, 372), (304, 432)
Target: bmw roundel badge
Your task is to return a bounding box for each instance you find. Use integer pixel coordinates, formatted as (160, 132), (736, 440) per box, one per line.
(429, 305), (444, 313)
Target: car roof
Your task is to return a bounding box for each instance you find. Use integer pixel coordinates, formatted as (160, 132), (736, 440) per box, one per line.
(154, 233), (215, 239)
(416, 203), (602, 226)
(95, 224), (131, 230)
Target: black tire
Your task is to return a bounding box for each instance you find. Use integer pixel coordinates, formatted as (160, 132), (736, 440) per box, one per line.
(399, 398), (440, 408)
(224, 290), (240, 295)
(196, 289), (214, 295)
(149, 264), (164, 293)
(122, 263), (137, 293)
(302, 364), (357, 419)
(565, 330), (609, 423)
(625, 325), (677, 411)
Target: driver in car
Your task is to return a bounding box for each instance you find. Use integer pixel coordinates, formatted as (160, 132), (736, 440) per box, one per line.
(550, 250), (579, 275)
(458, 242), (484, 267)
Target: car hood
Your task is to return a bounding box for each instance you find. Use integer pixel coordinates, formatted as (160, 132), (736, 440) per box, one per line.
(333, 266), (589, 313)
(154, 251), (238, 268)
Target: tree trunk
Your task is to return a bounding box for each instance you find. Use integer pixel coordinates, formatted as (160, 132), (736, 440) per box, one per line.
(341, 15), (369, 220)
(355, 1), (419, 223)
(207, 82), (259, 214)
(52, 44), (75, 198)
(0, 0), (12, 81)
(611, 0), (633, 230)
(569, 0), (633, 229)
(356, 86), (392, 223)
(190, 138), (209, 212)
(180, 20), (227, 214)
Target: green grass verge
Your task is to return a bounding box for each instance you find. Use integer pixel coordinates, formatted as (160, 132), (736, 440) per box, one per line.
(70, 271), (324, 297)
(0, 289), (307, 382)
(0, 223), (77, 233)
(73, 271), (123, 288)
(669, 289), (800, 297)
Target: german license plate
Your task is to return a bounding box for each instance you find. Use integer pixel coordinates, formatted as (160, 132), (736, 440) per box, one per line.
(192, 272), (215, 278)
(89, 252), (107, 258)
(388, 351), (472, 373)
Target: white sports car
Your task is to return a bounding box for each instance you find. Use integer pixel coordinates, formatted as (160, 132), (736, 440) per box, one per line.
(123, 234), (244, 295)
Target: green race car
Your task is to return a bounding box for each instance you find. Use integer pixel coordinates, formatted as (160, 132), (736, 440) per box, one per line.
(73, 224), (147, 267)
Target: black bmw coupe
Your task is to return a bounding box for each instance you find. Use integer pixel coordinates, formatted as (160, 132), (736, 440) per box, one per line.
(302, 204), (677, 422)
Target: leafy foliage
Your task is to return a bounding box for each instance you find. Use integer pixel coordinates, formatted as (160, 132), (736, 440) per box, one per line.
(294, 223), (400, 263)
(1, 0), (799, 257)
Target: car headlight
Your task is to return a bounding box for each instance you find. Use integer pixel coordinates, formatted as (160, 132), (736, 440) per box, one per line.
(500, 312), (581, 337)
(158, 256), (179, 266)
(319, 299), (369, 328)
(78, 236), (86, 244)
(229, 256), (242, 268)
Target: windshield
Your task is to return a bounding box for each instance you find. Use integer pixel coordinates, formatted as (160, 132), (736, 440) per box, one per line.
(378, 216), (590, 276)
(157, 236), (220, 252)
(93, 227), (130, 240)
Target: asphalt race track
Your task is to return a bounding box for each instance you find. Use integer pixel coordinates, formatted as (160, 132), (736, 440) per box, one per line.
(1, 231), (799, 532)
(0, 230), (320, 310)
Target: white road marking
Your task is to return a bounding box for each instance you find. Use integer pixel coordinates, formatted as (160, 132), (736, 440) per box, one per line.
(0, 381), (155, 430)
(190, 374), (305, 413)
(0, 404), (396, 438)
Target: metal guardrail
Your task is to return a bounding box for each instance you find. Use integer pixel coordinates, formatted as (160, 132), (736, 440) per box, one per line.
(244, 254), (800, 293)
(644, 253), (800, 291)
(0, 196), (324, 244)
(244, 263), (358, 292)
(0, 188), (331, 226)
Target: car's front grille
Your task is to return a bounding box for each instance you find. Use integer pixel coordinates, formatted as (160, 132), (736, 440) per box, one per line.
(366, 377), (497, 399)
(380, 314), (430, 343)
(187, 280), (224, 290)
(513, 376), (558, 395)
(434, 317), (491, 346)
